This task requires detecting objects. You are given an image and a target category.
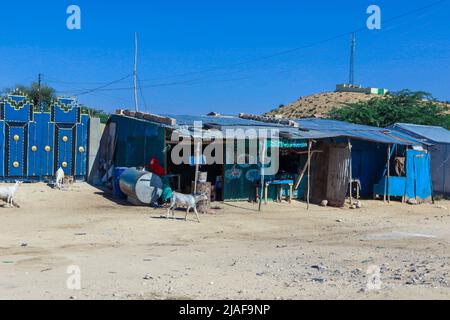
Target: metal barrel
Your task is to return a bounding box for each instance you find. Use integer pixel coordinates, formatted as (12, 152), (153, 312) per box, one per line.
(119, 168), (163, 205)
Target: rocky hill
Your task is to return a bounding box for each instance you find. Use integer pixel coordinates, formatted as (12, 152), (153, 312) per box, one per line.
(264, 91), (450, 119)
(264, 91), (377, 119)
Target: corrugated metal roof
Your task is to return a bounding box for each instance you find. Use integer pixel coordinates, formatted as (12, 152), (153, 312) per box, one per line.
(113, 114), (426, 146)
(391, 123), (450, 144)
(294, 119), (423, 145)
(164, 114), (284, 128)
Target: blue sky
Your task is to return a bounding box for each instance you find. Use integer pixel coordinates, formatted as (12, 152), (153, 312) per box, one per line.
(0, 0), (449, 115)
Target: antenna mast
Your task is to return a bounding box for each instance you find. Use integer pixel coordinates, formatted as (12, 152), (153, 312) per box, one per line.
(349, 33), (356, 86)
(133, 32), (139, 112)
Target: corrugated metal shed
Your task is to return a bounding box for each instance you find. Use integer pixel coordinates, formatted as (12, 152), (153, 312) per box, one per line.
(391, 123), (450, 144)
(390, 123), (450, 196)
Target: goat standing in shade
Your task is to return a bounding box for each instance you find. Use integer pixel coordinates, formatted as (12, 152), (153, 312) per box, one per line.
(166, 192), (208, 223)
(0, 181), (23, 208)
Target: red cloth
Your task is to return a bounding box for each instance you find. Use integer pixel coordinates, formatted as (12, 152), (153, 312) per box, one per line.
(147, 158), (166, 177)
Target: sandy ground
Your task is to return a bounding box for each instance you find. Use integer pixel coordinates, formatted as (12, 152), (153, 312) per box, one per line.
(0, 182), (449, 300)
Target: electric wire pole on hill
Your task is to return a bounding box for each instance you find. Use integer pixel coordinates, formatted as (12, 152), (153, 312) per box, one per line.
(349, 33), (356, 85)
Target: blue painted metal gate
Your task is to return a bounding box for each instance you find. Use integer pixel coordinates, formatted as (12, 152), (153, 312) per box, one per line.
(0, 93), (89, 181)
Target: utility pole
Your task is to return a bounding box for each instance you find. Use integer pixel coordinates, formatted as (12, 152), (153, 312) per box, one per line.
(133, 32), (139, 112)
(38, 73), (43, 112)
(349, 32), (356, 86)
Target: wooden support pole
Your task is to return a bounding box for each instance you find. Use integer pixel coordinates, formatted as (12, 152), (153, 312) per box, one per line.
(258, 137), (267, 212)
(294, 161), (309, 190)
(387, 144), (391, 203)
(194, 141), (201, 194)
(348, 139), (353, 205)
(307, 139), (312, 210)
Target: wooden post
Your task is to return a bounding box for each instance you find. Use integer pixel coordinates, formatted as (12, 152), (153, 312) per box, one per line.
(133, 32), (139, 112)
(307, 139), (312, 210)
(258, 137), (267, 212)
(348, 139), (353, 205)
(194, 141), (201, 194)
(289, 184), (293, 203)
(387, 144), (391, 203)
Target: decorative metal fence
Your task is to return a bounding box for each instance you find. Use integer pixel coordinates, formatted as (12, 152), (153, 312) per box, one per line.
(0, 92), (89, 181)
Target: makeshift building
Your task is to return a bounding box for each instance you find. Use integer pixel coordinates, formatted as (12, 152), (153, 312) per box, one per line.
(98, 111), (317, 202)
(390, 123), (450, 197)
(98, 111), (432, 207)
(294, 119), (432, 205)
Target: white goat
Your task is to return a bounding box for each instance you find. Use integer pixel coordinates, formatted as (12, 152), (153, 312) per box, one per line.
(55, 167), (65, 189)
(166, 192), (208, 223)
(0, 181), (23, 208)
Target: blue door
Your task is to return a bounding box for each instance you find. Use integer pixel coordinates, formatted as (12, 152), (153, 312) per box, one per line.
(55, 126), (75, 175)
(6, 125), (27, 177)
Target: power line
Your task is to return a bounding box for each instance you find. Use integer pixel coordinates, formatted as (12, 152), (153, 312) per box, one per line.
(46, 77), (117, 86)
(52, 0), (448, 97)
(137, 75), (148, 112)
(66, 74), (131, 96)
(137, 0), (449, 83)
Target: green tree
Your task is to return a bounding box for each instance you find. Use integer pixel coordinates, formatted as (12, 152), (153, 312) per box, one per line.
(4, 82), (56, 112)
(328, 90), (450, 129)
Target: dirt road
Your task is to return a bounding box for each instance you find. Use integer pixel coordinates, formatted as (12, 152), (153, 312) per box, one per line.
(0, 183), (449, 300)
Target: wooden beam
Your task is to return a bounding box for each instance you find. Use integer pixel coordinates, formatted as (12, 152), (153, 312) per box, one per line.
(259, 137), (267, 212)
(238, 113), (299, 128)
(307, 139), (312, 210)
(142, 113), (177, 126)
(121, 110), (177, 126)
(387, 144), (391, 203)
(294, 161), (308, 190)
(348, 139), (353, 205)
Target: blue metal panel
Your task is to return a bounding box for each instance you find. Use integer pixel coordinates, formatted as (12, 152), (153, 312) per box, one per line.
(0, 122), (4, 177)
(350, 140), (387, 197)
(373, 149), (432, 200)
(406, 150), (432, 200)
(2, 95), (33, 123)
(27, 120), (40, 177)
(373, 176), (407, 197)
(7, 125), (27, 177)
(52, 98), (80, 124)
(0, 93), (90, 181)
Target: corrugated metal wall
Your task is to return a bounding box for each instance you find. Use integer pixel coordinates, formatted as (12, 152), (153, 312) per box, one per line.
(110, 115), (166, 169)
(430, 143), (450, 196)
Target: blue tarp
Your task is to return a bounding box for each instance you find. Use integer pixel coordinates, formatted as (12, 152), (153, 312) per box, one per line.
(405, 150), (433, 200)
(373, 149), (433, 201)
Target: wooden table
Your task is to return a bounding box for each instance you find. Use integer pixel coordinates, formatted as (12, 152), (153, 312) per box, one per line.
(256, 180), (294, 204)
